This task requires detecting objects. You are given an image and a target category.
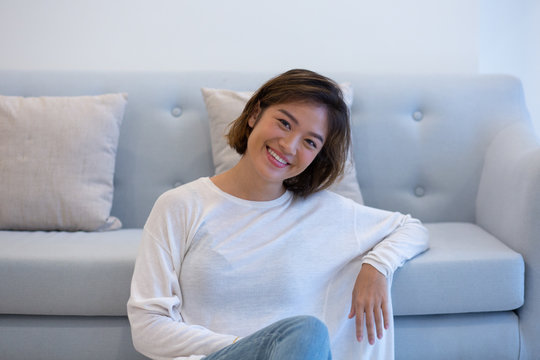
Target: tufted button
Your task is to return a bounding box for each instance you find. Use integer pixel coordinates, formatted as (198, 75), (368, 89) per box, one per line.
(414, 186), (425, 197)
(412, 111), (423, 121)
(171, 107), (183, 117)
(173, 181), (183, 188)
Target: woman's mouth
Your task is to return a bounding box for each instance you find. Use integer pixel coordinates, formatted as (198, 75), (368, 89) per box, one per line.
(266, 147), (289, 168)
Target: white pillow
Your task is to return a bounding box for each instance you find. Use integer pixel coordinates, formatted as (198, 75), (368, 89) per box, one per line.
(201, 85), (363, 204)
(0, 93), (127, 231)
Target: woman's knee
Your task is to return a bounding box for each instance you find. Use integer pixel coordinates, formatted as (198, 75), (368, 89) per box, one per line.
(279, 316), (330, 346)
(291, 315), (329, 339)
(270, 316), (331, 359)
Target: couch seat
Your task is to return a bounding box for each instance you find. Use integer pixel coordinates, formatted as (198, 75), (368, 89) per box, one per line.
(0, 229), (142, 316)
(0, 223), (524, 318)
(392, 222), (524, 315)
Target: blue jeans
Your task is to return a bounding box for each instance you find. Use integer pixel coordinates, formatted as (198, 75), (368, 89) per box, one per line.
(203, 315), (332, 360)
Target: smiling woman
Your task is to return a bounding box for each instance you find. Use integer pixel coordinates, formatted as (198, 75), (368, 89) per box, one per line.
(225, 69), (351, 198)
(127, 69), (429, 360)
(224, 101), (329, 200)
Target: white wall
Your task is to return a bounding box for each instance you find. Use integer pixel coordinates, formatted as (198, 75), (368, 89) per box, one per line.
(479, 0), (540, 134)
(0, 0), (477, 74)
(0, 0), (538, 131)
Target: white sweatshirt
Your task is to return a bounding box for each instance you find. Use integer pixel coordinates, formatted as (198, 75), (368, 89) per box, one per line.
(127, 177), (428, 360)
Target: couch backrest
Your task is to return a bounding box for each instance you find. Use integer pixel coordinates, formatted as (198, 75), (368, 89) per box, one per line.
(0, 71), (531, 227)
(349, 75), (531, 222)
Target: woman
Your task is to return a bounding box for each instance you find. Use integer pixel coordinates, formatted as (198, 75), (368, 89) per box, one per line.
(127, 69), (429, 360)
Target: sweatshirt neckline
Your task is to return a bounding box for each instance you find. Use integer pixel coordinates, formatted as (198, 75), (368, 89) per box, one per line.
(202, 177), (293, 208)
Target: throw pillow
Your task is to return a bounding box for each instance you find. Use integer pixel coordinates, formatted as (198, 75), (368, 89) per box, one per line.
(0, 93), (127, 231)
(201, 85), (363, 204)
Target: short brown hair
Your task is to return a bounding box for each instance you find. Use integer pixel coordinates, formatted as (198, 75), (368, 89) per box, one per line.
(227, 69), (351, 197)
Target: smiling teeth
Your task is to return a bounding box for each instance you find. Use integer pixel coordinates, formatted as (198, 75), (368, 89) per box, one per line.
(268, 148), (288, 165)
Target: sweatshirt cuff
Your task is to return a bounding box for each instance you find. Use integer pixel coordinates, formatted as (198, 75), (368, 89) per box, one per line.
(361, 258), (391, 278)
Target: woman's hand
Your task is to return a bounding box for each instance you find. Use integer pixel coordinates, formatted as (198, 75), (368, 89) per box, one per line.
(348, 263), (390, 345)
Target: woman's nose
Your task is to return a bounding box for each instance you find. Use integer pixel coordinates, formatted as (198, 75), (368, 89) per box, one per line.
(279, 134), (299, 155)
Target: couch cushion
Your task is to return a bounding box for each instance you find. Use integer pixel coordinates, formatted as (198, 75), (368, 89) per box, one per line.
(0, 223), (524, 317)
(392, 222), (524, 315)
(395, 311), (520, 359)
(0, 93), (127, 231)
(0, 229), (142, 316)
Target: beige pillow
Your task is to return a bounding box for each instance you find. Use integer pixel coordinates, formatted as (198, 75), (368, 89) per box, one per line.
(201, 85), (363, 203)
(0, 93), (127, 231)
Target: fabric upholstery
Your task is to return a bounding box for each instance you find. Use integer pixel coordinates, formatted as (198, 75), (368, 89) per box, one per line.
(476, 122), (540, 358)
(349, 75), (527, 222)
(392, 223), (524, 315)
(0, 229), (142, 316)
(0, 315), (147, 360)
(395, 312), (519, 359)
(0, 93), (126, 231)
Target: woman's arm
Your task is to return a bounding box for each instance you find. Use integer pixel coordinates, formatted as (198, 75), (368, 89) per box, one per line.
(128, 229), (238, 360)
(349, 208), (429, 345)
(358, 210), (429, 277)
(127, 192), (238, 360)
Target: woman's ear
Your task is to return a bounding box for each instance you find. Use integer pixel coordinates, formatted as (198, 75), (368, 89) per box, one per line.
(248, 102), (261, 128)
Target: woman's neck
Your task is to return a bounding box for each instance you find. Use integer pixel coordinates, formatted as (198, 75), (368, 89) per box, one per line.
(210, 160), (286, 201)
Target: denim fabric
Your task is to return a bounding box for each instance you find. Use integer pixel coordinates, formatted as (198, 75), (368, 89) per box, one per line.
(203, 316), (332, 360)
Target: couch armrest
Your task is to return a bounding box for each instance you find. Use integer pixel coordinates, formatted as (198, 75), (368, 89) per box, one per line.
(476, 122), (540, 359)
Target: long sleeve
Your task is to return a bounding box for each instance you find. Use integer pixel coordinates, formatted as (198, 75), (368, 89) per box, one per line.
(127, 192), (237, 360)
(355, 206), (429, 278)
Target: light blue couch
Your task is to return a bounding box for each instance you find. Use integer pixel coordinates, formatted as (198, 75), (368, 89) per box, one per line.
(0, 71), (538, 359)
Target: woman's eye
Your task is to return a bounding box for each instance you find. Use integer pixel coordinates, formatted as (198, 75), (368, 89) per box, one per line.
(278, 119), (291, 130)
(306, 139), (317, 149)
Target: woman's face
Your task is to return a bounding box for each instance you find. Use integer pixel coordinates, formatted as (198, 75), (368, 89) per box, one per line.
(245, 101), (328, 188)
